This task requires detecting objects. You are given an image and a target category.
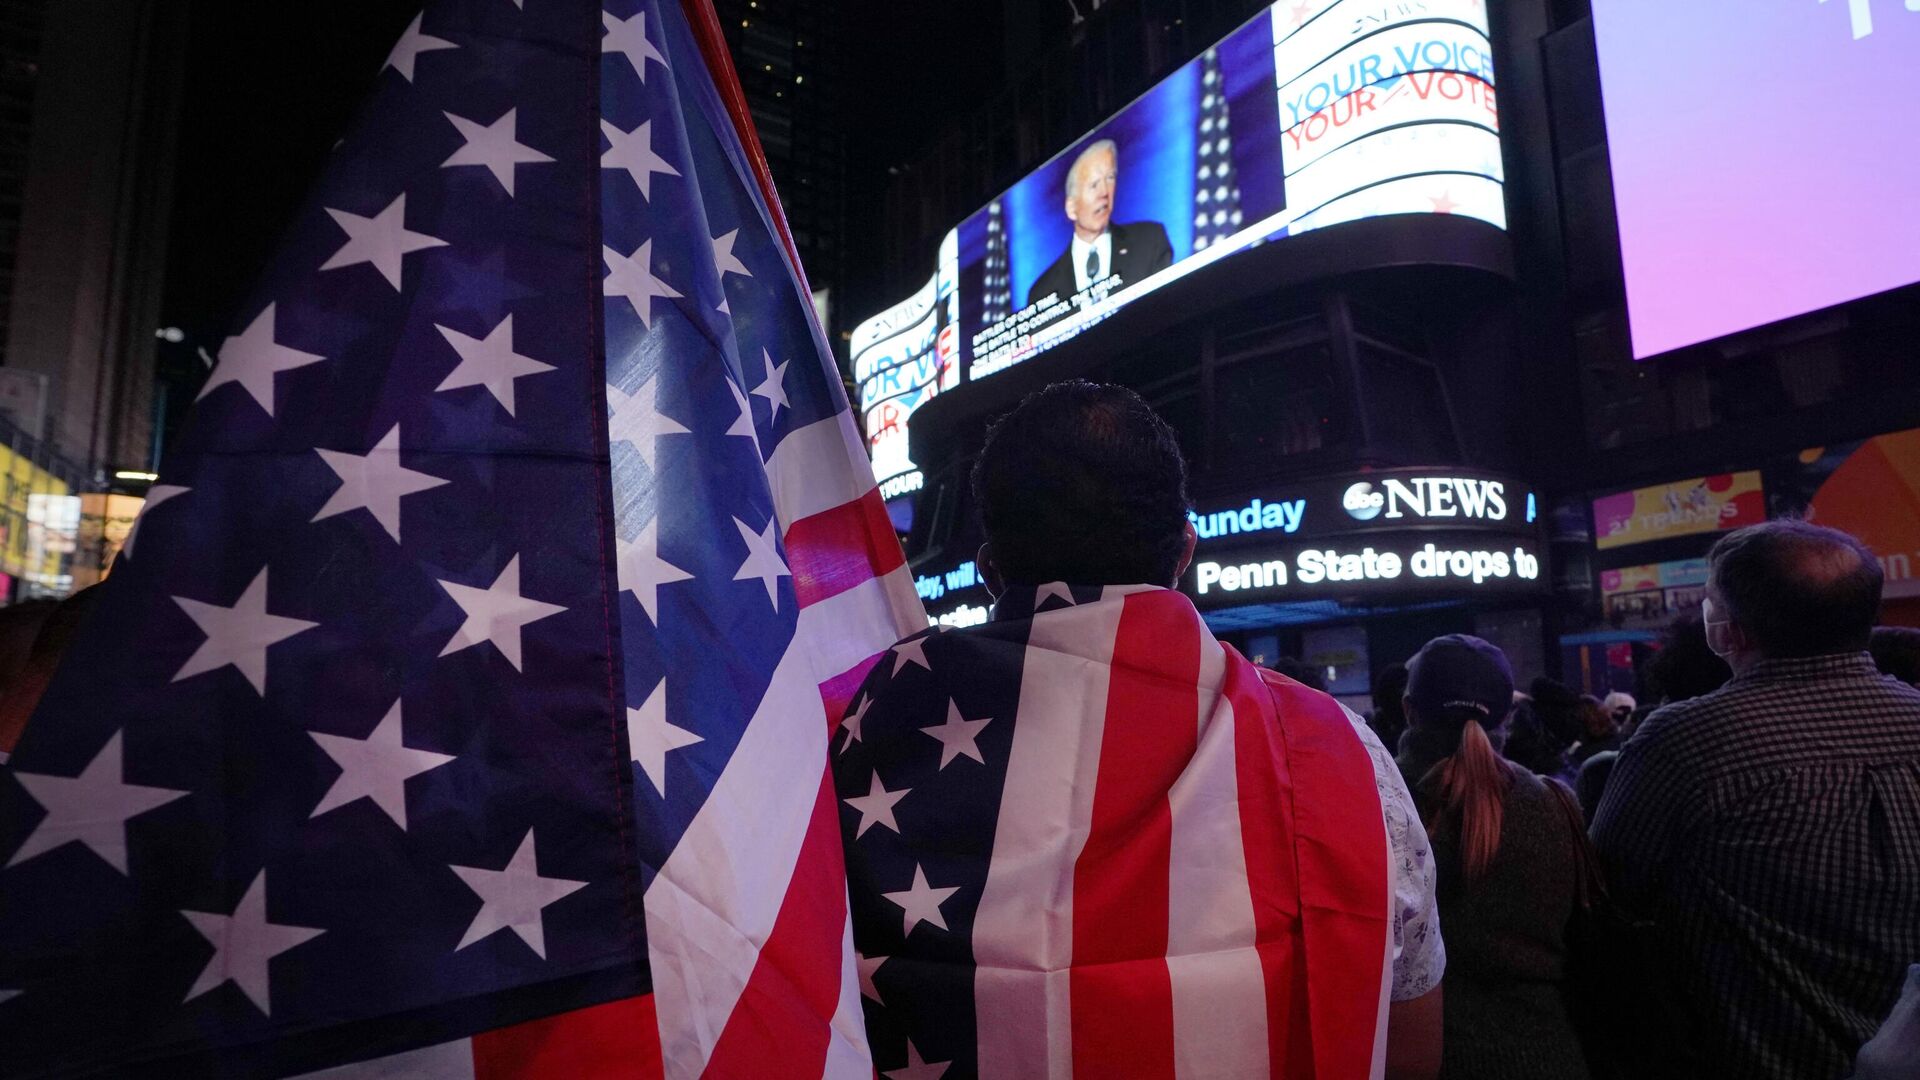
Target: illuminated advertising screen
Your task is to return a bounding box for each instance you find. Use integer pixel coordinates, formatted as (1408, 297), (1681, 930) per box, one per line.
(1591, 1), (1920, 359)
(855, 0), (1506, 488)
(1187, 532), (1546, 606)
(916, 468), (1539, 625)
(1590, 471), (1765, 551)
(1599, 558), (1710, 622)
(1786, 425), (1920, 599)
(850, 230), (960, 498)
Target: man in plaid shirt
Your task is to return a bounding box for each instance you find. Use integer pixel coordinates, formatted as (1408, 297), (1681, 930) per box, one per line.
(1593, 520), (1920, 1079)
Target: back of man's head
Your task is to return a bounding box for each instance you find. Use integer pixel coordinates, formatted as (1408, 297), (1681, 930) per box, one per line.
(971, 380), (1189, 587)
(1269, 656), (1329, 694)
(1708, 519), (1882, 659)
(1372, 661), (1410, 715)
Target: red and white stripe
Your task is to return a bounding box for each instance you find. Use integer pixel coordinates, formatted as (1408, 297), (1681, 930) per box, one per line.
(971, 588), (1391, 1079)
(644, 409), (922, 1080)
(639, 1), (926, 1063)
(291, 994), (664, 1080)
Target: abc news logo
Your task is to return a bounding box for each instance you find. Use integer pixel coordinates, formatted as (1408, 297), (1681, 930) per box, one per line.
(1342, 476), (1509, 523)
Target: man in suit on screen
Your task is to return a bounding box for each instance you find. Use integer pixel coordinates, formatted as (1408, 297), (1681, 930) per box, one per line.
(1024, 138), (1173, 310)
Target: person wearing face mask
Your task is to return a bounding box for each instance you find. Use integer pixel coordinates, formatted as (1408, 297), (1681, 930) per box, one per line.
(1590, 520), (1920, 1080)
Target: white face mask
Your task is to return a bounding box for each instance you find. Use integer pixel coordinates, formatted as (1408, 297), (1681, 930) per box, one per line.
(1702, 595), (1736, 659)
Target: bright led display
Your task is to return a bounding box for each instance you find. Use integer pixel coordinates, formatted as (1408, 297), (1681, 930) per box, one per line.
(1592, 0), (1920, 358)
(852, 0), (1507, 490)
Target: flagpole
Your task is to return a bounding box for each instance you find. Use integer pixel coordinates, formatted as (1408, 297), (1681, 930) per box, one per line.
(677, 0), (815, 306)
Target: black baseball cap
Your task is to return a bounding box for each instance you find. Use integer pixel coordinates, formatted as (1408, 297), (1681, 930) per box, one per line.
(1406, 634), (1514, 727)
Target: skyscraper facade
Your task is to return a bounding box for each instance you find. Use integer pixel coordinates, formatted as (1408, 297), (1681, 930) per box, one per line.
(713, 0), (845, 342)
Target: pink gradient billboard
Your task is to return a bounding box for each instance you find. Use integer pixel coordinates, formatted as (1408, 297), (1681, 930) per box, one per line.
(1591, 1), (1920, 359)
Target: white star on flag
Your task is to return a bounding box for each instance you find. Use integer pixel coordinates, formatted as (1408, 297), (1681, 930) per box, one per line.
(199, 304), (325, 417)
(921, 700), (991, 769)
(450, 829), (587, 959)
(725, 376), (760, 453)
(172, 569), (320, 696)
(845, 772), (910, 839)
(6, 731), (188, 873)
(856, 952), (887, 1004)
(881, 864), (960, 937)
(181, 872), (326, 1016)
(603, 239), (682, 329)
(617, 518), (693, 626)
(311, 425), (449, 544)
(839, 694), (872, 750)
(434, 314), (555, 416)
(321, 193), (448, 291)
(119, 484), (188, 560)
(384, 13), (456, 83)
(308, 701), (456, 830)
(883, 1041), (953, 1080)
(437, 555), (567, 672)
(600, 119), (679, 201)
(627, 680), (702, 797)
(732, 516), (790, 610)
(1035, 581), (1076, 608)
(751, 350), (791, 424)
(602, 10), (668, 82)
(606, 372), (689, 471)
(711, 229), (752, 280)
(891, 636), (932, 676)
(441, 108), (553, 196)
(0, 989), (17, 1006)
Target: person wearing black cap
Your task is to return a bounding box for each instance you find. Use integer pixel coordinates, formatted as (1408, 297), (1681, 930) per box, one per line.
(1396, 635), (1593, 1080)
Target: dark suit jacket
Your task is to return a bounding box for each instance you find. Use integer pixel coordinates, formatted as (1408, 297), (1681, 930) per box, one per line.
(1023, 220), (1174, 309)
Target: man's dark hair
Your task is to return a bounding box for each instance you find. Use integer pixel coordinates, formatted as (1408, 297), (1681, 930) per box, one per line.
(970, 380), (1190, 586)
(1645, 610), (1731, 704)
(1527, 675), (1584, 747)
(1269, 656), (1329, 694)
(1707, 519), (1882, 658)
(1367, 661), (1410, 751)
(1870, 626), (1920, 685)
(1371, 661), (1409, 717)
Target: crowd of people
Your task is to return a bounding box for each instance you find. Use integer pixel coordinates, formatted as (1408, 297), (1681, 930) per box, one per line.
(1362, 532), (1920, 1080)
(836, 381), (1920, 1080)
(6, 379), (1917, 1078)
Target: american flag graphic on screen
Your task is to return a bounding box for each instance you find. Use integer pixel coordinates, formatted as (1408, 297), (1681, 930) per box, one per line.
(0, 1), (921, 1076)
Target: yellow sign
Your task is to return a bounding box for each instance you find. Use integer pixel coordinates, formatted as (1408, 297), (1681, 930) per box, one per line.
(1591, 471), (1766, 551)
(0, 445), (74, 590)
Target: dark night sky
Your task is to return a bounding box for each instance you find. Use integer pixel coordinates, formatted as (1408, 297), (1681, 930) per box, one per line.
(161, 0), (1006, 350)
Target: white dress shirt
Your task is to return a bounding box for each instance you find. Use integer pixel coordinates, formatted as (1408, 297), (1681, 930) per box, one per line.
(1069, 230), (1113, 292)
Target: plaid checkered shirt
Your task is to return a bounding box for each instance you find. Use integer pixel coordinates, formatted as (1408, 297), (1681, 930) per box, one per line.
(1591, 652), (1920, 1080)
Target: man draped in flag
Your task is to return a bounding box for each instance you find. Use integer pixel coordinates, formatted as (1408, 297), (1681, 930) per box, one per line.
(834, 382), (1445, 1079)
(0, 0), (919, 1076)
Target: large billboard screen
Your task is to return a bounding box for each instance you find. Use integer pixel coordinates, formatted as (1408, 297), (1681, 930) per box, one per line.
(854, 0), (1507, 490)
(1591, 1), (1920, 359)
(914, 468), (1542, 627)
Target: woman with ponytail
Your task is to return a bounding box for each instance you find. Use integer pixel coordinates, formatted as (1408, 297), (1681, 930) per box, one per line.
(1395, 635), (1594, 1080)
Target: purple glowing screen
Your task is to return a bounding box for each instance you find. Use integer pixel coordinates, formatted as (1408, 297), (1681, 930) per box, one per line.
(1591, 0), (1920, 359)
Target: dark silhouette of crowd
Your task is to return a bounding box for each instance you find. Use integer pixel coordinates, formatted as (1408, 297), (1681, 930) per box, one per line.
(1355, 520), (1920, 1079)
(1281, 526), (1920, 1078)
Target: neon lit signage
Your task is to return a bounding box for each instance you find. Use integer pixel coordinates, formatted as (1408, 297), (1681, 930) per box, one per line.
(1190, 535), (1545, 606)
(854, 0), (1507, 486)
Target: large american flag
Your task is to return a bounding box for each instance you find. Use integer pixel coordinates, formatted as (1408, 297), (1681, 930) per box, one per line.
(0, 0), (920, 1076)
